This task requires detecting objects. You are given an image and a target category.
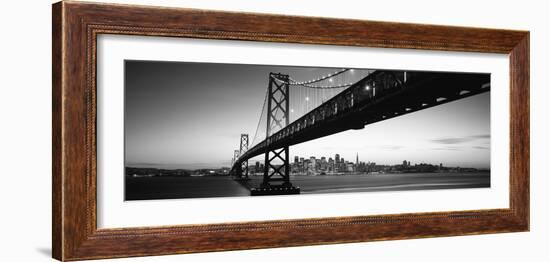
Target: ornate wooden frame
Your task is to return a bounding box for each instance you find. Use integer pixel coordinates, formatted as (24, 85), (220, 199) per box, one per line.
(52, 1), (530, 261)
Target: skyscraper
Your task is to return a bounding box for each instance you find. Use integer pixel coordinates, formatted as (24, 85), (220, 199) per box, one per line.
(310, 156), (316, 172)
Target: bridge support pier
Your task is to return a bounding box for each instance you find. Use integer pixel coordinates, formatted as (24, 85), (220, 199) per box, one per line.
(251, 73), (299, 196)
(251, 145), (300, 196)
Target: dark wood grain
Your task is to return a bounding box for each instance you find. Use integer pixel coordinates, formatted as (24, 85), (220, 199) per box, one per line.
(52, 2), (63, 260)
(509, 34), (530, 226)
(52, 1), (530, 261)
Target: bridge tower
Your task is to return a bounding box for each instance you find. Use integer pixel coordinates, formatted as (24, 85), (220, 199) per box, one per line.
(232, 149), (240, 176)
(239, 134), (249, 180)
(252, 73), (299, 195)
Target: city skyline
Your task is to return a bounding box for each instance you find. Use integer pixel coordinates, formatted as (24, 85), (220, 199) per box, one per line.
(126, 151), (488, 180)
(125, 61), (490, 170)
(127, 152), (488, 171)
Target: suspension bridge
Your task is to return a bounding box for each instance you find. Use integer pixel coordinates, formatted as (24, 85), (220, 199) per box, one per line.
(230, 68), (490, 196)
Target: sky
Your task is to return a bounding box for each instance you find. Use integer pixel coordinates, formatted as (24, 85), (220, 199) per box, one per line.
(125, 60), (490, 169)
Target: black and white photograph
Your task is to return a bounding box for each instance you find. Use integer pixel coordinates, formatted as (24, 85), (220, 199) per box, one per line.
(124, 61), (491, 200)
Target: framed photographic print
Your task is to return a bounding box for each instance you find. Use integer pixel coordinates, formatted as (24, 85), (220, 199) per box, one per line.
(52, 1), (529, 261)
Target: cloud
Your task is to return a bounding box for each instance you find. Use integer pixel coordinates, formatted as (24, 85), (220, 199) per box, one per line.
(432, 146), (462, 151)
(377, 145), (404, 150)
(472, 146), (490, 150)
(469, 134), (491, 139)
(430, 134), (490, 145)
(431, 138), (472, 144)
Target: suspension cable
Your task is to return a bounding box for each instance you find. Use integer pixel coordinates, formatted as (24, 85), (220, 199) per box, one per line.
(272, 69), (356, 89)
(293, 82), (354, 89)
(290, 68), (349, 85)
(250, 87), (269, 147)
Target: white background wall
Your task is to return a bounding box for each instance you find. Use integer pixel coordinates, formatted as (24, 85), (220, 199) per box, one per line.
(0, 0), (547, 261)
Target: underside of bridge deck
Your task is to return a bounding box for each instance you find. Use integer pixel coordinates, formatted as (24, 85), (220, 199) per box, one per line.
(232, 70), (490, 196)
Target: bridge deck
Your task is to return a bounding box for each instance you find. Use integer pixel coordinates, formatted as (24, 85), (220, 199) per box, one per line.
(235, 70), (490, 168)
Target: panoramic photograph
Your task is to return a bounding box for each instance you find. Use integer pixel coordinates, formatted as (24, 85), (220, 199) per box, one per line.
(124, 60), (491, 200)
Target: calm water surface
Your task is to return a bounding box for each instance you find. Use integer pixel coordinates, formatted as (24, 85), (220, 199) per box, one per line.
(125, 172), (490, 200)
